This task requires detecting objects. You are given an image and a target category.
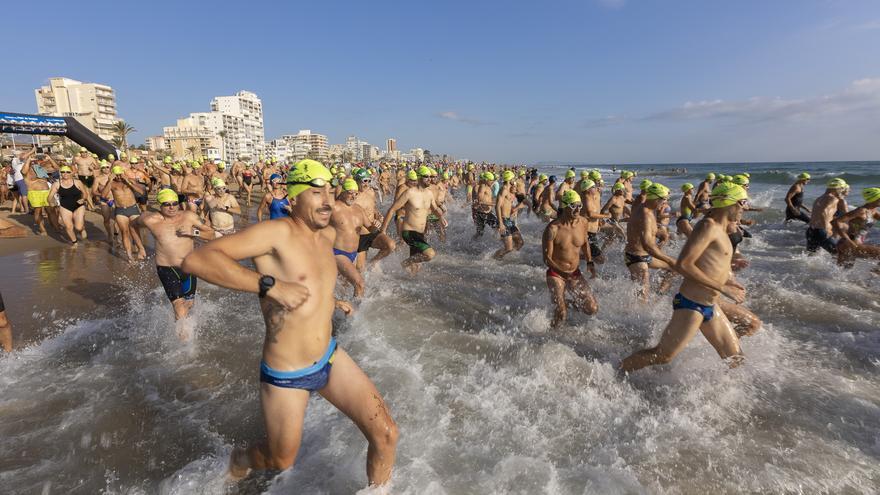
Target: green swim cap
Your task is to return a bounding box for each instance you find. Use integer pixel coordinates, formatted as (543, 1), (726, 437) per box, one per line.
(286, 159), (332, 199)
(862, 187), (880, 204)
(732, 174), (749, 186)
(710, 183), (748, 208)
(111, 166), (124, 175)
(518, 169), (526, 176)
(164, 156), (172, 164)
(565, 170), (576, 179)
(588, 170), (602, 181)
(502, 170), (515, 182)
(580, 179), (595, 190)
(218, 161), (226, 169)
(107, 154), (115, 161)
(443, 171), (451, 179)
(706, 173), (716, 180)
(171, 164), (182, 171)
(681, 182), (694, 192)
(743, 172), (750, 178)
(485, 172), (496, 181)
(407, 170), (418, 181)
(612, 182), (625, 192)
(342, 179), (359, 192)
(580, 170), (589, 178)
(639, 179), (653, 190)
(645, 183), (670, 200)
(417, 165), (432, 177)
(560, 189), (581, 206)
(539, 174), (548, 182)
(827, 177), (848, 190)
(798, 172), (811, 180)
(620, 171), (628, 179)
(157, 189), (178, 204)
(353, 168), (369, 180)
(192, 162), (202, 169)
(211, 178), (227, 188)
(429, 167), (438, 176)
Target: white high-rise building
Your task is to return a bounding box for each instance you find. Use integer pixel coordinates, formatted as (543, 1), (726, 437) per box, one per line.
(211, 91), (265, 159)
(265, 130), (329, 162)
(34, 77), (120, 141)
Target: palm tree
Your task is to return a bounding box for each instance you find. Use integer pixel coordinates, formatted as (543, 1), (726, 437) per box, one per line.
(186, 145), (199, 160)
(111, 136), (126, 149)
(112, 120), (136, 149)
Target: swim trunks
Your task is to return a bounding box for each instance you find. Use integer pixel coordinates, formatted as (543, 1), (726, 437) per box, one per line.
(14, 179), (28, 196)
(114, 204), (140, 218)
(805, 227), (838, 254)
(546, 267), (583, 280)
(156, 265), (197, 302)
(357, 232), (379, 252)
(78, 175), (95, 189)
(672, 292), (714, 321)
(260, 338), (337, 391)
(588, 232), (602, 258)
(501, 217), (519, 237)
(26, 190), (50, 208)
(402, 230), (431, 256)
(333, 247), (358, 263)
(625, 252), (652, 267)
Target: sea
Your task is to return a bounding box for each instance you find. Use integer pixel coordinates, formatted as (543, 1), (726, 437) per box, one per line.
(0, 161), (878, 494)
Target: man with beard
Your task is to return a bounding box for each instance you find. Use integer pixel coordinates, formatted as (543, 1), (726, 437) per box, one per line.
(381, 165), (446, 274)
(352, 169), (396, 270)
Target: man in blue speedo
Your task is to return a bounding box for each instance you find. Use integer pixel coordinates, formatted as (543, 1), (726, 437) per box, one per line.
(181, 159), (398, 487)
(620, 182), (750, 372)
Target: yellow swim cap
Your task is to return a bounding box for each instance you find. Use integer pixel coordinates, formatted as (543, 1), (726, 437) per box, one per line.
(798, 172), (811, 180)
(171, 164), (182, 171)
(732, 174), (749, 186)
(59, 166), (72, 173)
(120, 152), (127, 159)
(639, 179), (653, 190)
(107, 154), (115, 161)
(706, 173), (716, 180)
(468, 164), (475, 170)
(211, 178), (227, 188)
(443, 171), (451, 179)
(157, 189), (178, 204)
(218, 161), (226, 169)
(342, 178), (359, 191)
(580, 179), (596, 190)
(681, 183), (694, 192)
(164, 156), (172, 164)
(560, 189), (581, 207)
(612, 182), (625, 192)
(111, 166), (124, 175)
(79, 147), (87, 152)
(827, 177), (848, 190)
(565, 170), (576, 179)
(862, 187), (880, 204)
(539, 174), (548, 182)
(518, 169), (526, 176)
(192, 161), (201, 169)
(588, 170), (601, 181)
(407, 170), (418, 181)
(130, 157), (139, 164)
(502, 170), (515, 182)
(287, 159), (332, 199)
(417, 165), (432, 177)
(580, 170), (589, 177)
(645, 183), (670, 200)
(485, 172), (496, 181)
(710, 183), (748, 208)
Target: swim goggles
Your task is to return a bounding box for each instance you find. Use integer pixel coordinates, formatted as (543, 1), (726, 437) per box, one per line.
(286, 177), (328, 187)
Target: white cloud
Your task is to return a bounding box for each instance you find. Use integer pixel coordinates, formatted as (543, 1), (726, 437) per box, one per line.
(645, 78), (880, 123)
(437, 111), (495, 126)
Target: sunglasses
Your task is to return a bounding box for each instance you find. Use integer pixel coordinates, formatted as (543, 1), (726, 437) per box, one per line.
(737, 199), (748, 207)
(61, 171), (72, 174)
(286, 178), (328, 187)
(161, 201), (180, 207)
(568, 203), (583, 211)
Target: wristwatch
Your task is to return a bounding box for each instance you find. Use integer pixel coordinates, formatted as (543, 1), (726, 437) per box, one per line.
(258, 275), (275, 298)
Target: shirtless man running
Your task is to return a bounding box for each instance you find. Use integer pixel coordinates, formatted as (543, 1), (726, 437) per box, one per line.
(624, 183), (676, 301)
(472, 172), (498, 238)
(542, 190), (598, 327)
(806, 178), (848, 255)
(620, 183), (749, 372)
(133, 189), (214, 339)
(832, 187), (880, 266)
(580, 179), (609, 278)
(600, 182), (628, 248)
(73, 147), (98, 189)
(101, 165), (147, 260)
(381, 166), (446, 274)
(352, 169), (396, 270)
(494, 171), (526, 259)
(181, 159), (397, 485)
(331, 179), (373, 297)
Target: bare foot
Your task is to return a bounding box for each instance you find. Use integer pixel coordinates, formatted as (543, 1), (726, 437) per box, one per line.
(227, 447), (251, 481)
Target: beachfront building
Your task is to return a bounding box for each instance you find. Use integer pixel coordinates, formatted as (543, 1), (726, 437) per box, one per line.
(265, 130), (328, 162)
(386, 138), (396, 153)
(163, 114), (223, 161)
(145, 135), (165, 152)
(34, 77), (120, 142)
(210, 91), (265, 159)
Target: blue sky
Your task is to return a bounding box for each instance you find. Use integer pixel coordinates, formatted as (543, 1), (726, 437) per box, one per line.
(2, 0), (879, 163)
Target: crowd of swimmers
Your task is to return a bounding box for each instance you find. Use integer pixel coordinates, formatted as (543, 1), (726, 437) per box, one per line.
(2, 147), (880, 487)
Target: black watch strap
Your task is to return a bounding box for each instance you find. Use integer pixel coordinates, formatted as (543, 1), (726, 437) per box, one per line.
(258, 275), (275, 298)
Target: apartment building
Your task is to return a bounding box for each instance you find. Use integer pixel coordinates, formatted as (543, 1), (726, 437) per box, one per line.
(34, 77), (120, 141)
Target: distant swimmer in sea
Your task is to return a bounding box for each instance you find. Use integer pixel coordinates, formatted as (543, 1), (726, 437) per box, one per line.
(806, 178), (849, 255)
(180, 159), (397, 486)
(133, 189), (214, 339)
(620, 183), (750, 373)
(833, 187), (880, 268)
(331, 179), (373, 297)
(381, 165), (446, 275)
(624, 183), (677, 302)
(676, 183), (697, 237)
(785, 173), (812, 224)
(542, 190), (598, 327)
(494, 170), (526, 259)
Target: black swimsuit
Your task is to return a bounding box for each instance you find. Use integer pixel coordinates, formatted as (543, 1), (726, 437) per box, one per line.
(57, 182), (83, 212)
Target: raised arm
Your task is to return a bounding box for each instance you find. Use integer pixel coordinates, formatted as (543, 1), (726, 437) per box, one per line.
(380, 189), (410, 233)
